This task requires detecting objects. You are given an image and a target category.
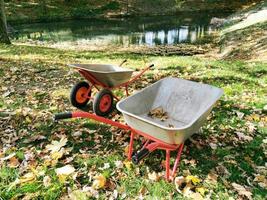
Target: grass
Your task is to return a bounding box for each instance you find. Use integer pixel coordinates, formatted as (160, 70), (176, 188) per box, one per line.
(0, 43), (266, 199)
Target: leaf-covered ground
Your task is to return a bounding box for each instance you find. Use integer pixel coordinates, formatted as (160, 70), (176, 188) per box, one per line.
(0, 44), (266, 199)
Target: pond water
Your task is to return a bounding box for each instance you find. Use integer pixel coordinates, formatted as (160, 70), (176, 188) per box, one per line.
(12, 12), (229, 47)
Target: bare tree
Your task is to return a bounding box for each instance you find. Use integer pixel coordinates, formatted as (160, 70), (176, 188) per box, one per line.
(0, 0), (10, 44)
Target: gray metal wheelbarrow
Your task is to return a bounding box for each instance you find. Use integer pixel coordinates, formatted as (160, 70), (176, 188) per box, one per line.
(55, 77), (223, 180)
(117, 77), (224, 144)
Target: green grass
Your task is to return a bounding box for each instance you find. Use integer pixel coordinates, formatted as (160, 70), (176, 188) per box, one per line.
(0, 43), (266, 199)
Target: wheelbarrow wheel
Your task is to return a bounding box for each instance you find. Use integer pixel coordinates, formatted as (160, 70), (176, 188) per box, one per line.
(93, 89), (114, 116)
(70, 81), (91, 108)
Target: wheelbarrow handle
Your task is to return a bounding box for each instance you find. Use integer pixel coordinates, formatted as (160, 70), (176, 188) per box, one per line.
(149, 64), (154, 68)
(119, 59), (127, 66)
(54, 112), (72, 121)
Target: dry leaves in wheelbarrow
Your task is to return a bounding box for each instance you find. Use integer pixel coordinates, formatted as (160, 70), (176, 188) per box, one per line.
(148, 106), (168, 121)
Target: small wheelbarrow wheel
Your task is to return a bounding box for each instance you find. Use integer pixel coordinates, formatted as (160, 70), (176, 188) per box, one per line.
(70, 81), (91, 108)
(93, 89), (114, 116)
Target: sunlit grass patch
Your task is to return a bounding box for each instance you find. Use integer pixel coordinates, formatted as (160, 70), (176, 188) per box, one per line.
(0, 43), (266, 199)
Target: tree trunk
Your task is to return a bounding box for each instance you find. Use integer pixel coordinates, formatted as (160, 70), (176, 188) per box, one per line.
(0, 0), (11, 44)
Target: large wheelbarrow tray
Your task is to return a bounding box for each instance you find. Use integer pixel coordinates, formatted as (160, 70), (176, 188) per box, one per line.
(117, 77), (223, 144)
(69, 64), (134, 87)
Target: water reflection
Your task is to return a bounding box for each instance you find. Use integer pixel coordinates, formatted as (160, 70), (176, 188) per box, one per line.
(103, 26), (215, 46)
(12, 14), (224, 46)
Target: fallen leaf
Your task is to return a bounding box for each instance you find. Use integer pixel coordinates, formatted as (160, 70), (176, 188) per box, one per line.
(216, 165), (230, 177)
(182, 182), (194, 196)
(188, 192), (204, 200)
(186, 175), (201, 185)
(209, 143), (217, 150)
(174, 176), (186, 192)
(196, 187), (207, 196)
(112, 189), (118, 199)
(23, 135), (46, 143)
(82, 186), (99, 198)
(115, 160), (123, 169)
(148, 171), (160, 182)
(124, 145), (129, 156)
(9, 156), (20, 168)
(207, 171), (218, 183)
(123, 160), (132, 170)
(43, 176), (51, 187)
(92, 174), (106, 189)
(246, 114), (260, 122)
(254, 175), (267, 188)
(99, 163), (110, 170)
(148, 107), (168, 121)
(235, 111), (245, 119)
(69, 190), (88, 200)
(235, 132), (253, 141)
(51, 150), (64, 160)
(19, 172), (36, 184)
(0, 152), (16, 161)
(55, 165), (75, 183)
(232, 183), (252, 200)
(46, 136), (68, 153)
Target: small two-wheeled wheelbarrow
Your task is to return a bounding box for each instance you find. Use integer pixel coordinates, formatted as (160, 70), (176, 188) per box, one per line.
(55, 64), (223, 181)
(69, 60), (153, 116)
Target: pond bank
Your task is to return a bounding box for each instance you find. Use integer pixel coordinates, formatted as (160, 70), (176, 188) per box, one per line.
(5, 0), (259, 24)
(217, 1), (267, 62)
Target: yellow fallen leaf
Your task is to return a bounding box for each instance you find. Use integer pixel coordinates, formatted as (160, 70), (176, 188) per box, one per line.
(254, 175), (265, 182)
(55, 165), (75, 183)
(51, 150), (63, 160)
(246, 114), (260, 122)
(30, 166), (45, 176)
(92, 174), (106, 190)
(26, 116), (31, 123)
(46, 136), (68, 153)
(196, 187), (207, 196)
(254, 175), (267, 188)
(186, 175), (201, 185)
(123, 160), (132, 170)
(19, 172), (36, 184)
(124, 145), (129, 156)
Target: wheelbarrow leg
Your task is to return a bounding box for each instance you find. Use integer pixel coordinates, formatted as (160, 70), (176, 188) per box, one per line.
(166, 150), (170, 181)
(172, 143), (184, 177)
(128, 131), (135, 160)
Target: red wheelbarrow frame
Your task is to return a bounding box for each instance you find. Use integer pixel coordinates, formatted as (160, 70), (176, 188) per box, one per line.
(77, 63), (154, 101)
(54, 111), (184, 181)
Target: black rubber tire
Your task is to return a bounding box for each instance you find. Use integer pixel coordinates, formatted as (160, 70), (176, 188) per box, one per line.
(70, 81), (90, 108)
(132, 148), (150, 164)
(93, 89), (114, 116)
(132, 154), (139, 165)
